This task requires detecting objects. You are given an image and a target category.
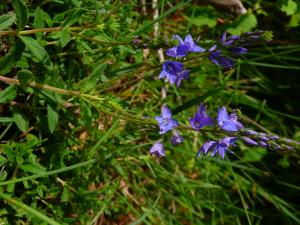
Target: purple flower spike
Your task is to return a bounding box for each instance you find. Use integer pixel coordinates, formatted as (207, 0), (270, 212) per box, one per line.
(189, 103), (214, 130)
(166, 34), (205, 57)
(217, 107), (239, 132)
(171, 130), (184, 146)
(150, 141), (165, 157)
(242, 137), (258, 146)
(155, 105), (178, 134)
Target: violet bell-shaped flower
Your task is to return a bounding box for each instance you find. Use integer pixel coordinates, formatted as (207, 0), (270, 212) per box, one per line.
(155, 105), (179, 134)
(166, 34), (205, 57)
(159, 61), (190, 86)
(189, 103), (214, 130)
(171, 130), (184, 145)
(150, 141), (165, 157)
(217, 106), (243, 132)
(197, 137), (237, 159)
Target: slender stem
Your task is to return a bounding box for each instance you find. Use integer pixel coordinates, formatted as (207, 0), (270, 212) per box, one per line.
(0, 191), (60, 225)
(0, 26), (84, 36)
(0, 76), (80, 96)
(70, 31), (129, 45)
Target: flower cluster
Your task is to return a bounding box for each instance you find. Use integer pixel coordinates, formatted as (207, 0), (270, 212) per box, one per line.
(159, 31), (271, 86)
(150, 102), (298, 159)
(149, 31), (298, 160)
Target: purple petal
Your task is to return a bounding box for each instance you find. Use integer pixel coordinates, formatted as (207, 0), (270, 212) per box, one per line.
(154, 116), (163, 124)
(217, 107), (230, 124)
(171, 130), (184, 145)
(150, 141), (165, 157)
(161, 105), (172, 119)
(242, 137), (258, 146)
(258, 141), (268, 148)
(184, 34), (194, 45)
(221, 137), (237, 146)
(190, 44), (206, 53)
(197, 141), (216, 157)
(230, 47), (247, 55)
(173, 34), (184, 44)
(166, 47), (179, 57)
(220, 32), (227, 43)
(243, 129), (258, 135)
(176, 44), (189, 57)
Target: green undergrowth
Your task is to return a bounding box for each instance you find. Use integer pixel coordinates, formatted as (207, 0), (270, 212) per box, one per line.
(0, 0), (299, 224)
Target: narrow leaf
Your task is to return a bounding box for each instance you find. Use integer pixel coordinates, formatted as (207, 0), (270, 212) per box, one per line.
(0, 38), (25, 74)
(47, 104), (59, 133)
(12, 107), (29, 132)
(12, 0), (28, 30)
(19, 36), (49, 63)
(0, 13), (16, 30)
(0, 85), (17, 104)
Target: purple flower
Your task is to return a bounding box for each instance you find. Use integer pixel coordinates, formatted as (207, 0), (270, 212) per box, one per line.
(242, 137), (258, 146)
(166, 34), (205, 57)
(197, 137), (237, 159)
(171, 130), (184, 145)
(189, 103), (214, 130)
(208, 32), (247, 68)
(150, 141), (165, 157)
(229, 111), (244, 129)
(258, 141), (268, 148)
(230, 47), (247, 55)
(268, 135), (279, 140)
(217, 107), (243, 132)
(243, 129), (258, 135)
(155, 105), (179, 134)
(159, 61), (190, 86)
(208, 49), (234, 69)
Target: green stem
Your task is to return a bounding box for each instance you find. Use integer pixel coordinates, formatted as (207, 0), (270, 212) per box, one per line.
(70, 31), (129, 45)
(0, 76), (80, 96)
(0, 26), (83, 36)
(0, 159), (96, 186)
(0, 191), (60, 225)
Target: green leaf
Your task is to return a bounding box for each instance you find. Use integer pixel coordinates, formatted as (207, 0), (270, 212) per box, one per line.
(79, 64), (106, 92)
(278, 0), (298, 16)
(226, 13), (257, 35)
(20, 163), (46, 174)
(243, 148), (267, 162)
(61, 9), (85, 28)
(0, 117), (14, 123)
(0, 85), (17, 104)
(59, 28), (71, 47)
(80, 100), (93, 127)
(12, 0), (28, 30)
(185, 6), (217, 28)
(19, 36), (49, 63)
(47, 104), (59, 133)
(12, 107), (29, 132)
(0, 13), (16, 30)
(0, 38), (25, 75)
